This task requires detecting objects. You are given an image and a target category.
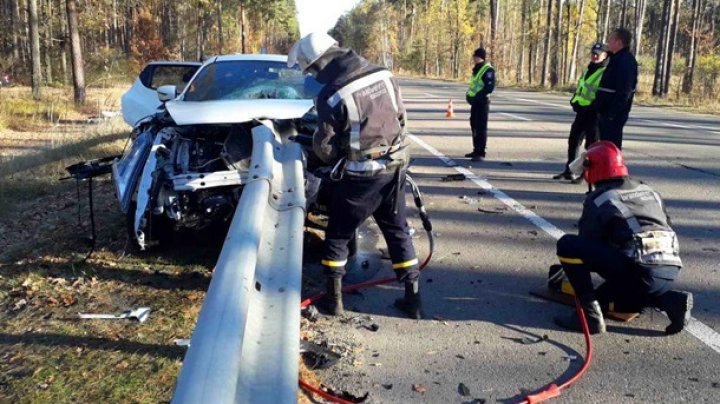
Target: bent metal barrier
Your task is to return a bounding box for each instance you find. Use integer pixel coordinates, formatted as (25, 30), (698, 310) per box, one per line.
(172, 121), (306, 403)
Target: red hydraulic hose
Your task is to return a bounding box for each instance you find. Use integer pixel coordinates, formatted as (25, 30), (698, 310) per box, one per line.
(518, 297), (594, 404)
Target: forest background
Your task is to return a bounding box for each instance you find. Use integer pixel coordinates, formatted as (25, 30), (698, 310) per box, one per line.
(0, 0), (718, 110)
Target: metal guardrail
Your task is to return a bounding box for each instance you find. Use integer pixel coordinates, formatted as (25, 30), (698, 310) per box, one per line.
(172, 121), (306, 404)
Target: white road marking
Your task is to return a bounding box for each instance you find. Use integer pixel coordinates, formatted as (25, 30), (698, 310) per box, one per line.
(409, 132), (720, 355)
(497, 112), (533, 121)
(637, 118), (720, 134)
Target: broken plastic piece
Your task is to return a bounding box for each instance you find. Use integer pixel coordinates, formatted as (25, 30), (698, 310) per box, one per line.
(78, 307), (151, 323)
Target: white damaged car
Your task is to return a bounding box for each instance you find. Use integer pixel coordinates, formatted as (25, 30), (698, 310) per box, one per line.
(115, 54), (322, 249)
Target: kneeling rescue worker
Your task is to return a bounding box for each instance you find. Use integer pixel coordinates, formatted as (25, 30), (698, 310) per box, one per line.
(554, 141), (692, 335)
(288, 33), (422, 319)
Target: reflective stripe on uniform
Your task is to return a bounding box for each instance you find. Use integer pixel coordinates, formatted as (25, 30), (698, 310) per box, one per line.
(322, 259), (348, 267)
(558, 256), (584, 265)
(593, 189), (643, 233)
(392, 258), (419, 269)
(327, 70), (397, 161)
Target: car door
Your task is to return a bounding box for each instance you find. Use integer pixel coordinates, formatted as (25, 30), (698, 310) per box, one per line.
(121, 62), (201, 127)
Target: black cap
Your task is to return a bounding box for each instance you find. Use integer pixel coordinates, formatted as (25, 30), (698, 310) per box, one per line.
(473, 47), (486, 59)
(591, 43), (608, 54)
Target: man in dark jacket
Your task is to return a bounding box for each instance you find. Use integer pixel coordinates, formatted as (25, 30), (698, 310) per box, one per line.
(465, 47), (495, 162)
(554, 141), (692, 335)
(553, 43), (607, 182)
(594, 28), (638, 149)
(287, 33), (422, 319)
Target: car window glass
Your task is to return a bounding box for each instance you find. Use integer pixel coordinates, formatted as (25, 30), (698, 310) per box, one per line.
(184, 60), (322, 102)
(150, 66), (199, 89)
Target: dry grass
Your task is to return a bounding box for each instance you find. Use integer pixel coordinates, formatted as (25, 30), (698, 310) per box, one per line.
(0, 86), (212, 403)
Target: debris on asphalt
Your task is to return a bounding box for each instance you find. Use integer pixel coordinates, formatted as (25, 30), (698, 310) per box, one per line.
(442, 173), (467, 181)
(562, 355), (578, 361)
(459, 196), (479, 205)
(381, 384), (393, 390)
(362, 323), (380, 332)
(458, 382), (471, 396)
(78, 307), (151, 323)
(501, 334), (548, 345)
(300, 340), (342, 370)
(412, 384), (428, 394)
(456, 354), (465, 360)
(477, 207), (502, 214)
(323, 387), (369, 403)
(301, 305), (320, 322)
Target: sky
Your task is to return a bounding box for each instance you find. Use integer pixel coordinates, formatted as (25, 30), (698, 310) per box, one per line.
(295, 0), (363, 37)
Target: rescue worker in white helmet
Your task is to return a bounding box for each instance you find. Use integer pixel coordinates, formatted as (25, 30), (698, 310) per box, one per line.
(554, 141), (692, 335)
(553, 43), (607, 182)
(288, 33), (422, 319)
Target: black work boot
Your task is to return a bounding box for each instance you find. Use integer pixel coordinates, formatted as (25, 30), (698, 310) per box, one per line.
(552, 171), (573, 180)
(394, 280), (423, 319)
(554, 300), (606, 335)
(652, 290), (693, 335)
(316, 277), (344, 316)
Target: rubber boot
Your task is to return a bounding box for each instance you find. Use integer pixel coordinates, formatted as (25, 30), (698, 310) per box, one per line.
(316, 277), (344, 316)
(394, 280), (423, 319)
(652, 290), (693, 335)
(554, 300), (606, 335)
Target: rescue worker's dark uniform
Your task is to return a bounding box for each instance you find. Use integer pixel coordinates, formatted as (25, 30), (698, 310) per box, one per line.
(466, 60), (495, 158)
(558, 61), (605, 177)
(557, 178), (686, 332)
(313, 50), (419, 286)
(595, 47), (638, 149)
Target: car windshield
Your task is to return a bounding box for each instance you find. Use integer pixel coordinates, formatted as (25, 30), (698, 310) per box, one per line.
(183, 60), (322, 102)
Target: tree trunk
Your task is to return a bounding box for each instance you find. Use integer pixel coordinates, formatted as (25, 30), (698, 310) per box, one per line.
(528, 0), (536, 85)
(489, 0), (498, 59)
(602, 0), (611, 40)
(663, 0), (680, 95)
(620, 0), (628, 27)
(58, 0), (68, 84)
(569, 0), (586, 81)
(44, 0), (53, 84)
(652, 0), (670, 96)
(517, 0), (527, 83)
(550, 0), (562, 87)
(124, 0), (133, 57)
(66, 0), (85, 104)
(29, 0), (42, 99)
(541, 0), (553, 87)
(682, 0), (701, 94)
(217, 0), (223, 54)
(11, 0), (21, 63)
(633, 0), (647, 56)
(239, 1), (246, 53)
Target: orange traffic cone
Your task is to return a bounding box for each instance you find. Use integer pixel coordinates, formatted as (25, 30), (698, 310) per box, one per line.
(445, 99), (455, 118)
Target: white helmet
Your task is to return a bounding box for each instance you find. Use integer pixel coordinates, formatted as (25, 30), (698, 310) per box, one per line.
(287, 32), (338, 72)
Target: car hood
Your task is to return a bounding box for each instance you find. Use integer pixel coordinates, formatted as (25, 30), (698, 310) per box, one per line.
(165, 99), (314, 125)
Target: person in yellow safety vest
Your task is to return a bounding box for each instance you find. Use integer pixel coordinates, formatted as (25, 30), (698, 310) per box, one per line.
(464, 47), (495, 162)
(553, 43), (608, 182)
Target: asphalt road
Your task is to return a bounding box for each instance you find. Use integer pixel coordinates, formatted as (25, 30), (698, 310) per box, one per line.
(314, 78), (720, 403)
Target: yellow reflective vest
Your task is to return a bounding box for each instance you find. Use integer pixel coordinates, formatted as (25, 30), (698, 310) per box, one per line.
(467, 63), (493, 98)
(571, 66), (605, 107)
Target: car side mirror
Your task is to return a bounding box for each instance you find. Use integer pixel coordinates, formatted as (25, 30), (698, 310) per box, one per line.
(157, 85), (177, 103)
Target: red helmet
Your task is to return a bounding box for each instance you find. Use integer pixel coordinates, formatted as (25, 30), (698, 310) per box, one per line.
(583, 141), (629, 184)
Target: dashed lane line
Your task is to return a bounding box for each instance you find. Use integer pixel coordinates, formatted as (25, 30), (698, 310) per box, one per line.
(408, 133), (720, 355)
(497, 112), (533, 121)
